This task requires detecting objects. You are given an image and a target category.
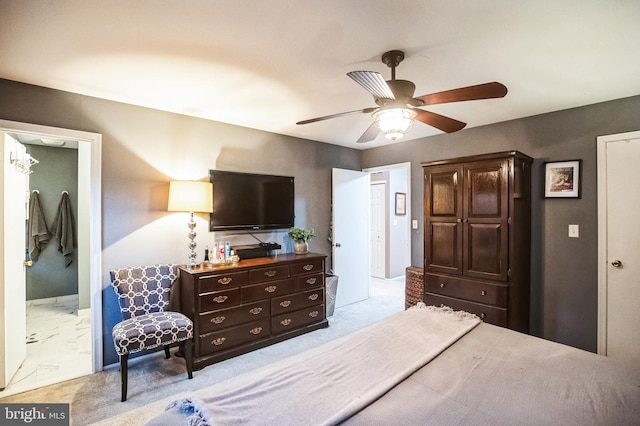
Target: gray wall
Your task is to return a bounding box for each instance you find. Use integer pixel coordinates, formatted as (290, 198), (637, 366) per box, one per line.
(362, 94), (640, 352)
(0, 78), (361, 366)
(25, 144), (79, 300)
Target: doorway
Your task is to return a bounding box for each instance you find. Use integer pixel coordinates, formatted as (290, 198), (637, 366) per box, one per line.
(597, 130), (640, 366)
(364, 163), (412, 280)
(0, 119), (102, 396)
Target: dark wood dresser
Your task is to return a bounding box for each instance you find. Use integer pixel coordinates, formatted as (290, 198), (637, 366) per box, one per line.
(178, 253), (328, 369)
(422, 151), (532, 333)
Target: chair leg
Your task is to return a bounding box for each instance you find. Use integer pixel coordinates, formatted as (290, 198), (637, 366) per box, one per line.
(184, 339), (193, 379)
(164, 346), (171, 359)
(120, 353), (129, 402)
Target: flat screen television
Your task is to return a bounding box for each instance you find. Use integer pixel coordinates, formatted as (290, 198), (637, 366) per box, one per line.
(209, 170), (295, 231)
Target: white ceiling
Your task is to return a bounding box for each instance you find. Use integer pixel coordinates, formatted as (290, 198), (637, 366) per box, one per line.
(1, 1), (639, 150)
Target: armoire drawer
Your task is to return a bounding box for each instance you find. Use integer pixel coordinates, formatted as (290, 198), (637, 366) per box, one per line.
(425, 292), (507, 327)
(271, 305), (325, 335)
(198, 271), (248, 293)
(199, 288), (241, 312)
(198, 300), (270, 334)
(199, 318), (270, 356)
(425, 273), (508, 307)
(241, 278), (296, 303)
(271, 288), (324, 315)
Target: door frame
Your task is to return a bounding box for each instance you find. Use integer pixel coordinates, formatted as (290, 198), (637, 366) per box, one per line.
(596, 129), (640, 356)
(0, 119), (103, 372)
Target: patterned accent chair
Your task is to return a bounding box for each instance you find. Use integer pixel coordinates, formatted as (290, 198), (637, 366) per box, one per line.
(110, 264), (193, 401)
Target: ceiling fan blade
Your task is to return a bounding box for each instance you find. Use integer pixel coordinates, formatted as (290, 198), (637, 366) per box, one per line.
(296, 107), (376, 125)
(417, 82), (508, 106)
(347, 71), (395, 100)
(414, 110), (467, 133)
(356, 122), (380, 143)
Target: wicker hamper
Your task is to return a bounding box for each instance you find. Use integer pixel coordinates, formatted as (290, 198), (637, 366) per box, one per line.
(405, 266), (424, 309)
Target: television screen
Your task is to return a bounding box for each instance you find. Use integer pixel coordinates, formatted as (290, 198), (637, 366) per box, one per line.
(209, 170), (295, 231)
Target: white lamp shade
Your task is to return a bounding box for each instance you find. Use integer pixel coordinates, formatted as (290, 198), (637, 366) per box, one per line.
(168, 181), (213, 213)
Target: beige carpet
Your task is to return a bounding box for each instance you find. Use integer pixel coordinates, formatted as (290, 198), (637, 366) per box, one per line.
(0, 277), (405, 425)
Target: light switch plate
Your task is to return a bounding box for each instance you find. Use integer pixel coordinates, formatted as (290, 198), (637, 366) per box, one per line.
(568, 224), (579, 238)
(412, 220), (418, 229)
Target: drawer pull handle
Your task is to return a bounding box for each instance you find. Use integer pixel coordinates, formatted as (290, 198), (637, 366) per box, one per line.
(249, 307), (263, 315)
(280, 300), (292, 308)
(308, 294), (319, 301)
(440, 283), (445, 288)
(265, 285), (277, 293)
(265, 270), (277, 278)
(212, 337), (226, 346)
(250, 327), (263, 335)
(280, 319), (292, 326)
(481, 290), (487, 296)
(480, 313), (486, 319)
(213, 295), (228, 303)
(309, 310), (319, 318)
(303, 264), (314, 271)
(218, 277), (233, 285)
(210, 316), (226, 324)
(306, 278), (317, 285)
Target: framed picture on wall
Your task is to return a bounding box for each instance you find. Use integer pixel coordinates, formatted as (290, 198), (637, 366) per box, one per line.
(395, 192), (406, 215)
(544, 160), (581, 198)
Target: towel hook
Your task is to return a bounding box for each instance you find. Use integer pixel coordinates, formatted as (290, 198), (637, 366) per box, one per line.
(62, 190), (68, 195)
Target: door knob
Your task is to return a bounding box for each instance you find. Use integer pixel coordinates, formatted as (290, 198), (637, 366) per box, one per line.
(611, 260), (623, 268)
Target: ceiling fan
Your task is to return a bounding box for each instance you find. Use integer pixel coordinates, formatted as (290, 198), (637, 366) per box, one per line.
(296, 50), (508, 143)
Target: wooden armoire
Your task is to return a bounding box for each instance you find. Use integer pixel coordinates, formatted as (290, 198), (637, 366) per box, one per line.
(422, 151), (532, 333)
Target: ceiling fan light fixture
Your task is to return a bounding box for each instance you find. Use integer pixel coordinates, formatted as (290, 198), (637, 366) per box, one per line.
(372, 107), (417, 140)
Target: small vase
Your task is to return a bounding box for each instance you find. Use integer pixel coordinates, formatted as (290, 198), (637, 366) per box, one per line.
(294, 240), (309, 254)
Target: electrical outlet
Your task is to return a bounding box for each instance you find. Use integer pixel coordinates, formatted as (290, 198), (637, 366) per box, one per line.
(568, 224), (579, 238)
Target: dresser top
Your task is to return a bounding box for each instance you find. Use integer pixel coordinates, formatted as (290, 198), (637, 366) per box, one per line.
(178, 252), (327, 275)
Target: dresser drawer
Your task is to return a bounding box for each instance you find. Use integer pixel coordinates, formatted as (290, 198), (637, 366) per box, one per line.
(271, 305), (325, 335)
(425, 273), (508, 307)
(290, 259), (323, 276)
(295, 272), (324, 290)
(241, 278), (296, 303)
(198, 271), (248, 293)
(271, 288), (324, 315)
(199, 288), (241, 312)
(199, 318), (270, 356)
(199, 300), (270, 334)
(425, 293), (507, 327)
(249, 265), (290, 283)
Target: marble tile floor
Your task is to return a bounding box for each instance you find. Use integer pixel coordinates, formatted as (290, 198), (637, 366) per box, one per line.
(0, 294), (93, 398)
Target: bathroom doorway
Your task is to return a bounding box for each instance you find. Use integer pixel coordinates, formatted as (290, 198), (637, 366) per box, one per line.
(0, 120), (102, 397)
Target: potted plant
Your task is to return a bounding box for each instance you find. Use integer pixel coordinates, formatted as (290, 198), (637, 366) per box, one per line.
(288, 227), (314, 254)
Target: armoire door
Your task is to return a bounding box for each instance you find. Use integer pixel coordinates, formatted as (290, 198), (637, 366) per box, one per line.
(463, 159), (509, 281)
(424, 164), (463, 275)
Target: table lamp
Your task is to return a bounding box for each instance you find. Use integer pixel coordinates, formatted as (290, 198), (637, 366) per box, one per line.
(168, 180), (213, 268)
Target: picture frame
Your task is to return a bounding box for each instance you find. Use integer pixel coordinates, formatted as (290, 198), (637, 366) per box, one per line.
(544, 160), (581, 198)
(395, 192), (406, 215)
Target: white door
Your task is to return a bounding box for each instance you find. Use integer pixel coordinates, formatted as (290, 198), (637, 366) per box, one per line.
(370, 182), (386, 278)
(332, 168), (370, 307)
(1, 133), (28, 388)
(597, 131), (640, 365)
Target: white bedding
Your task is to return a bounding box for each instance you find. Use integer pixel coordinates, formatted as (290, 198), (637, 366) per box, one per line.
(160, 304), (480, 425)
(150, 305), (640, 425)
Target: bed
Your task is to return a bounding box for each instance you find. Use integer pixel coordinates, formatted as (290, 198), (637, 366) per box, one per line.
(147, 304), (640, 425)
